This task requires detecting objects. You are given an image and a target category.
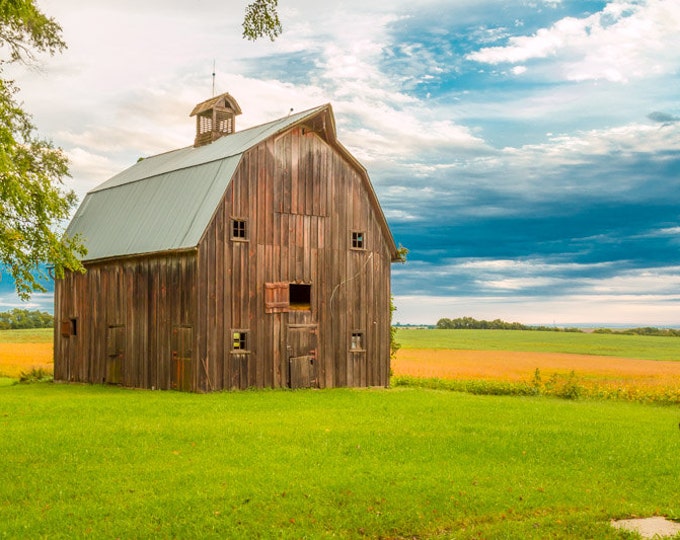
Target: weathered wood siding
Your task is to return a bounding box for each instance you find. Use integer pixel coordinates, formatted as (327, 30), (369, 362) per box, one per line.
(196, 126), (392, 390)
(54, 123), (392, 392)
(54, 253), (197, 390)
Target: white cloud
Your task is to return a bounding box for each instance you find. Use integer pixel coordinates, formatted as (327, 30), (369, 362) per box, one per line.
(467, 0), (680, 83)
(461, 121), (680, 200)
(587, 267), (680, 295)
(11, 1), (486, 200)
(0, 292), (54, 313)
(66, 148), (121, 194)
(396, 257), (680, 303)
(482, 276), (562, 291)
(647, 227), (680, 237)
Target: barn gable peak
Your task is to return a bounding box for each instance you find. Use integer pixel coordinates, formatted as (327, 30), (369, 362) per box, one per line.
(190, 92), (242, 147)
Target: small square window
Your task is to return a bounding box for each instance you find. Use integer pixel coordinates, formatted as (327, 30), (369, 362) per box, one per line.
(232, 330), (248, 351)
(351, 231), (365, 249)
(232, 219), (247, 240)
(351, 332), (364, 350)
(289, 284), (311, 310)
(61, 318), (77, 337)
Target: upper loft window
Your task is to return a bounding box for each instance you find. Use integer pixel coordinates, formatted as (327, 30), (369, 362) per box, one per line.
(232, 219), (247, 240)
(264, 282), (312, 312)
(351, 231), (365, 250)
(289, 284), (311, 310)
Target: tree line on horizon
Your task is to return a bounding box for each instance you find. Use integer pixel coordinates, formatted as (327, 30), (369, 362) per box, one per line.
(435, 317), (581, 332)
(0, 309), (53, 330)
(435, 317), (679, 337)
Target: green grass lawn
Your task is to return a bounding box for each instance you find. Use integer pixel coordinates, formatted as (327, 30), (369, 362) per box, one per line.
(1, 383), (679, 538)
(396, 328), (680, 361)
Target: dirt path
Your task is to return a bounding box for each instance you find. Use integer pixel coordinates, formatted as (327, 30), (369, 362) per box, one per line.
(393, 348), (680, 387)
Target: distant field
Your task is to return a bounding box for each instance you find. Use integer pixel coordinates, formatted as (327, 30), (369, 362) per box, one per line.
(393, 329), (680, 401)
(0, 328), (53, 378)
(0, 328), (52, 343)
(396, 328), (680, 361)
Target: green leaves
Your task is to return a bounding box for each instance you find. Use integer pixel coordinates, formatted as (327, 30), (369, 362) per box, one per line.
(242, 0), (282, 41)
(0, 0), (65, 64)
(0, 3), (85, 300)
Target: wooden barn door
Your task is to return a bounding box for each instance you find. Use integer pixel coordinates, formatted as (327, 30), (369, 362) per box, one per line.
(171, 326), (193, 391)
(229, 354), (249, 390)
(287, 312), (318, 389)
(106, 325), (125, 384)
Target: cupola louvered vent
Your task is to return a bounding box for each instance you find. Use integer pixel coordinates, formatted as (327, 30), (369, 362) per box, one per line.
(190, 92), (242, 147)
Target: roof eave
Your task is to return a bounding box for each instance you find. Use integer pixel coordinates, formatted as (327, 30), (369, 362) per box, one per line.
(79, 246), (199, 266)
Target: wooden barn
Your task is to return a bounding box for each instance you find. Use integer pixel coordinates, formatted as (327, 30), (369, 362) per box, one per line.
(54, 93), (400, 392)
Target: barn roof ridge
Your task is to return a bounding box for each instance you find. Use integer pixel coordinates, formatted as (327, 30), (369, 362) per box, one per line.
(90, 104), (330, 195)
(67, 102), (398, 262)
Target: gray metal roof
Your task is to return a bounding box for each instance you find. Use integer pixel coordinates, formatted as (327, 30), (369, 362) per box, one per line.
(68, 105), (328, 262)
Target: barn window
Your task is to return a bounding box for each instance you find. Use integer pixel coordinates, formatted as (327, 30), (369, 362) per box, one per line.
(289, 284), (311, 310)
(61, 318), (77, 337)
(351, 231), (365, 250)
(351, 332), (364, 351)
(232, 219), (247, 240)
(232, 330), (248, 351)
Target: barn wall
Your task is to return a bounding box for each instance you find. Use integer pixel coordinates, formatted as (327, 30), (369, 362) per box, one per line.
(53, 252), (197, 390)
(196, 126), (392, 390)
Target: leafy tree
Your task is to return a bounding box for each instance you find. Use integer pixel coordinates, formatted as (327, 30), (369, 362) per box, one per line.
(0, 1), (86, 300)
(435, 317), (585, 333)
(0, 308), (53, 329)
(242, 0), (282, 41)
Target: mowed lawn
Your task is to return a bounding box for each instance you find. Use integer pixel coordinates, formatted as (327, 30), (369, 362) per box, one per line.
(2, 328), (680, 537)
(1, 383), (680, 539)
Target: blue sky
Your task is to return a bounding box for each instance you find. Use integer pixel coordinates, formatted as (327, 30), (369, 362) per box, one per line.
(3, 0), (679, 325)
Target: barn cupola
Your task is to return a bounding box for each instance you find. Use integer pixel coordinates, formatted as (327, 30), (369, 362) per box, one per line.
(190, 92), (242, 147)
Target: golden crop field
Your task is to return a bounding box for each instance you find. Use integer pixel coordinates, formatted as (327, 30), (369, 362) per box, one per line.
(2, 327), (679, 401)
(0, 343), (53, 378)
(392, 348), (680, 389)
(0, 329), (53, 378)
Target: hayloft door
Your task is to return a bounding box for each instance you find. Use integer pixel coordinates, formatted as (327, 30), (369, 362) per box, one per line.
(287, 313), (318, 389)
(106, 325), (125, 384)
(171, 326), (193, 391)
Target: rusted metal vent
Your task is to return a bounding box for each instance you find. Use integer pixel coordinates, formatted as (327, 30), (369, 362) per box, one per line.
(190, 92), (242, 147)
